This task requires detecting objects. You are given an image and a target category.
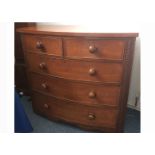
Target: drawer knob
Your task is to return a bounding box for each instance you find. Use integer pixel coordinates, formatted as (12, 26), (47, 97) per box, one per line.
(89, 45), (97, 53)
(88, 113), (96, 120)
(39, 62), (46, 69)
(89, 68), (96, 75)
(44, 103), (49, 109)
(36, 41), (44, 49)
(41, 83), (47, 89)
(89, 91), (96, 98)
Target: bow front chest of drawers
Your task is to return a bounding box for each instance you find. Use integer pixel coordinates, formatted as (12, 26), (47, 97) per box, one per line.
(17, 26), (138, 132)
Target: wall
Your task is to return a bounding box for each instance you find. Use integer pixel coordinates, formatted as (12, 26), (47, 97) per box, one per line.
(128, 38), (140, 111)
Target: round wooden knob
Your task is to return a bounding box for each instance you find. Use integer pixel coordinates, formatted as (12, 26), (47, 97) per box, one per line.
(41, 83), (47, 89)
(88, 113), (96, 120)
(44, 103), (49, 109)
(36, 41), (44, 49)
(89, 45), (97, 53)
(39, 62), (46, 69)
(89, 68), (96, 75)
(89, 91), (96, 98)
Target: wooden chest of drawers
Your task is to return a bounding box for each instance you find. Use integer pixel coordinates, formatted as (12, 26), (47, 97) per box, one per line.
(17, 26), (138, 132)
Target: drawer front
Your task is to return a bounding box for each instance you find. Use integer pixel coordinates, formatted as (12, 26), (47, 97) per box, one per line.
(63, 38), (125, 60)
(26, 53), (123, 83)
(22, 35), (62, 56)
(30, 73), (121, 106)
(32, 92), (118, 128)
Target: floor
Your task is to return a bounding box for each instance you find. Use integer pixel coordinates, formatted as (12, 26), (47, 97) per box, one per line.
(20, 96), (140, 133)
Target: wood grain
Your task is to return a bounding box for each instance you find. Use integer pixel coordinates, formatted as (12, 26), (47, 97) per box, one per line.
(32, 92), (119, 129)
(17, 25), (138, 37)
(29, 73), (121, 106)
(25, 52), (123, 83)
(63, 37), (125, 60)
(18, 26), (138, 132)
(22, 34), (62, 56)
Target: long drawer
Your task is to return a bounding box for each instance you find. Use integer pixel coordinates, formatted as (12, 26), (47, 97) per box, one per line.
(25, 53), (123, 83)
(32, 92), (119, 128)
(30, 73), (120, 106)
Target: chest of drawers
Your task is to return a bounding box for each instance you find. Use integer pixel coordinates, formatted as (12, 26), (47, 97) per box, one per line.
(17, 26), (138, 132)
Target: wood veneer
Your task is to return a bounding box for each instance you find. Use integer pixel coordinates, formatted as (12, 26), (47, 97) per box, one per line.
(30, 72), (120, 106)
(32, 92), (119, 129)
(17, 25), (138, 132)
(25, 52), (123, 83)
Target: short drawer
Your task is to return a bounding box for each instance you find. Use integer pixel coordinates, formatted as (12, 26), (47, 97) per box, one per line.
(26, 53), (123, 83)
(63, 38), (125, 60)
(30, 73), (121, 106)
(32, 92), (119, 128)
(22, 34), (62, 56)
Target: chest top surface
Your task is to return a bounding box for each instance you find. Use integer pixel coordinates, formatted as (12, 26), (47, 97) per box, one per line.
(17, 25), (138, 37)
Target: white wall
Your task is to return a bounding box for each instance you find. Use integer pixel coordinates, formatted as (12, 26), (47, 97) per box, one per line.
(128, 38), (140, 111)
(37, 22), (141, 110)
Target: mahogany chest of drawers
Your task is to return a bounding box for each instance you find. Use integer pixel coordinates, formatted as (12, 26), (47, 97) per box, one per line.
(17, 26), (138, 132)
